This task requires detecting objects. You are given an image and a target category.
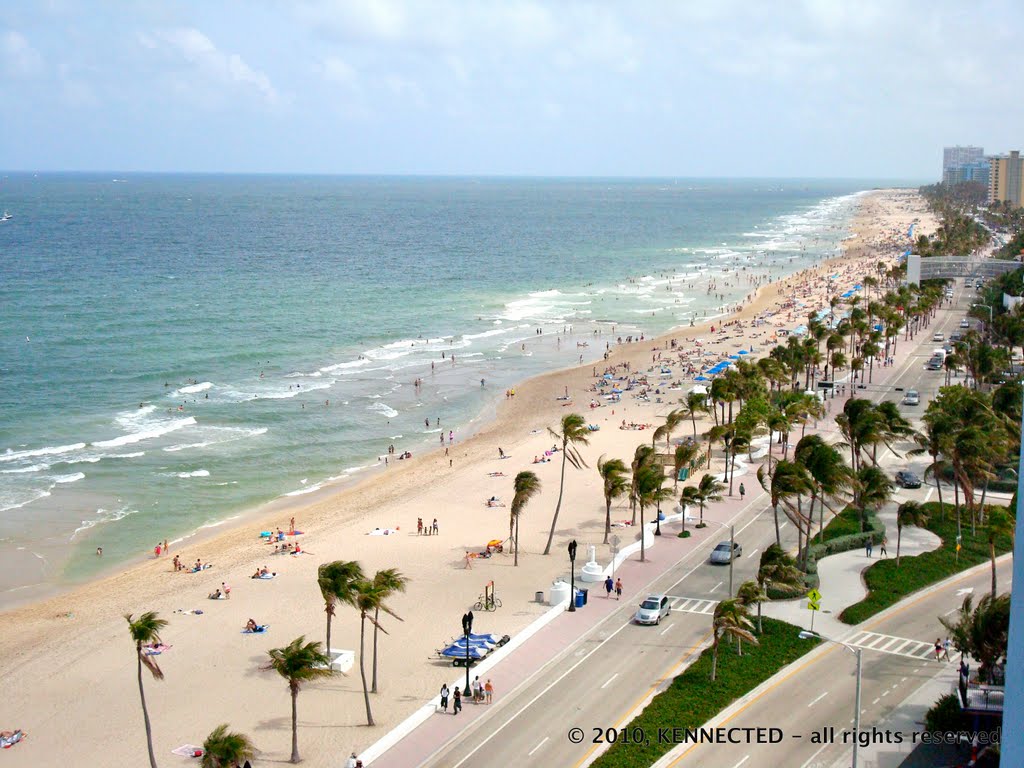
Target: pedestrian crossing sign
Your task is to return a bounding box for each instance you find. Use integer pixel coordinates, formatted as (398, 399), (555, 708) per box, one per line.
(808, 599), (821, 611)
(807, 588), (822, 602)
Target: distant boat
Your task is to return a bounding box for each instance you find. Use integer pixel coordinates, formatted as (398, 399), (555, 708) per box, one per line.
(0, 211), (11, 222)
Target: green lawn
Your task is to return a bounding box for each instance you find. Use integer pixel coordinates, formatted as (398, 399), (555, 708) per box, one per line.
(839, 502), (1013, 625)
(590, 618), (820, 768)
(819, 506), (864, 543)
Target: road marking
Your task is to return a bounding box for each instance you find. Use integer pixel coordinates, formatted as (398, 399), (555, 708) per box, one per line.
(710, 581), (723, 593)
(601, 673), (619, 690)
(730, 756), (750, 768)
(671, 597), (718, 615)
(808, 691), (829, 707)
(528, 736), (549, 757)
(847, 631), (934, 661)
(746, 548), (759, 559)
(872, 697), (880, 705)
(779, 522), (787, 531)
(901, 677), (908, 683)
(660, 624), (672, 636)
(800, 743), (830, 768)
(943, 608), (958, 616)
(882, 690), (890, 697)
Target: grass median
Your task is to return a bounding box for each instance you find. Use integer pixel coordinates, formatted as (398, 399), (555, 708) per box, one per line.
(839, 502), (1013, 625)
(590, 617), (820, 768)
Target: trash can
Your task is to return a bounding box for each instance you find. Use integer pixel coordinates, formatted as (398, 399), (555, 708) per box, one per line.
(535, 591), (544, 604)
(581, 588), (589, 605)
(574, 590), (585, 608)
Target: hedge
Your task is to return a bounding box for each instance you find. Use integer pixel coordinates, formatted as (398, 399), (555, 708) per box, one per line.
(800, 507), (884, 591)
(590, 618), (820, 768)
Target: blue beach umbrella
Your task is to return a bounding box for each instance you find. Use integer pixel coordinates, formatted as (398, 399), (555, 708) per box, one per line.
(695, 375), (709, 381)
(738, 350), (749, 355)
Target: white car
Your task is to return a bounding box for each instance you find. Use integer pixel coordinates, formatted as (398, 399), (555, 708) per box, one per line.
(960, 319), (970, 329)
(903, 390), (920, 406)
(932, 332), (944, 342)
(710, 541), (742, 564)
(634, 594), (671, 625)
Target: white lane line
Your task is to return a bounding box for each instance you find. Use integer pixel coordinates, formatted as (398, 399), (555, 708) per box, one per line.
(800, 743), (830, 768)
(710, 581), (723, 593)
(731, 756), (750, 768)
(747, 548), (759, 559)
(601, 673), (619, 690)
(943, 608), (958, 616)
(882, 690), (890, 697)
(660, 624), (672, 636)
(779, 522), (788, 531)
(447, 620), (632, 768)
(871, 697), (881, 705)
(808, 691), (829, 707)
(901, 677), (908, 683)
(527, 736), (549, 757)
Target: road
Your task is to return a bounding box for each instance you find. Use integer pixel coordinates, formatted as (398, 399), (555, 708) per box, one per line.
(410, 279), (988, 768)
(665, 559), (1011, 768)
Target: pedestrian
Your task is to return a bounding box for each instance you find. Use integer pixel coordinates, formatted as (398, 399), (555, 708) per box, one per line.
(345, 753), (359, 768)
(498, 447), (505, 459)
(222, 582), (231, 599)
(439, 683), (449, 712)
(473, 675), (483, 703)
(943, 638), (952, 661)
(449, 430), (454, 444)
(739, 482), (745, 501)
(417, 517), (423, 535)
(605, 575), (614, 598)
(465, 552), (473, 569)
(163, 539), (169, 554)
(432, 518), (439, 535)
(865, 538), (873, 557)
(880, 536), (888, 557)
(485, 679), (494, 704)
(615, 577), (623, 600)
(96, 546), (103, 556)
(452, 686), (462, 715)
(934, 638), (943, 661)
(449, 458), (453, 468)
(154, 543), (162, 557)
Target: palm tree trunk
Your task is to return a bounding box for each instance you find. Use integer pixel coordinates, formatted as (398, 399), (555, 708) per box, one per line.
(514, 517), (520, 567)
(933, 454), (944, 520)
(136, 650), (159, 768)
(371, 607), (380, 693)
(756, 602), (762, 634)
(359, 614), (374, 726)
(710, 637), (719, 682)
(991, 542), (998, 599)
(773, 502), (781, 546)
(639, 503), (646, 562)
(604, 501), (611, 544)
(542, 447), (570, 555)
(290, 685), (300, 763)
(325, 604), (333, 657)
(691, 414), (698, 438)
(896, 526), (902, 567)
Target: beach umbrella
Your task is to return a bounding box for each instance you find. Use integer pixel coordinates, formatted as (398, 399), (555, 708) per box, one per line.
(728, 355), (740, 360)
(695, 376), (709, 381)
(738, 350), (749, 355)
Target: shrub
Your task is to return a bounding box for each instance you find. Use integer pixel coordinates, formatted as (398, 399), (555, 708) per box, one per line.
(924, 693), (969, 734)
(678, 530), (692, 538)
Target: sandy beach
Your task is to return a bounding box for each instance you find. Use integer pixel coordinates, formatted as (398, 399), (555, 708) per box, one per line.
(0, 188), (936, 767)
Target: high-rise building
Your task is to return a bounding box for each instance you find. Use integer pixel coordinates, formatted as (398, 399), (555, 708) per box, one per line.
(943, 145), (985, 184)
(988, 151), (1024, 207)
(947, 161), (990, 187)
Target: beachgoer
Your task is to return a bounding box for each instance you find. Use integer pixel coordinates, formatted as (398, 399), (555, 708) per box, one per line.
(452, 686), (462, 715)
(865, 539), (873, 557)
(498, 447), (505, 458)
(289, 517), (295, 535)
(163, 539), (169, 554)
(880, 537), (888, 557)
(739, 483), (745, 501)
(439, 683), (450, 712)
(605, 575), (614, 598)
(432, 518), (438, 535)
(96, 547), (103, 556)
(222, 582), (231, 599)
(154, 543), (162, 557)
(485, 679), (493, 704)
(417, 517), (424, 535)
(465, 552), (473, 569)
(246, 619), (258, 632)
(345, 754), (359, 768)
(615, 577), (623, 600)
(942, 638), (952, 661)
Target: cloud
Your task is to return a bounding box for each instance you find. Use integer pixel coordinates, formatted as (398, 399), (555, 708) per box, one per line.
(1, 30), (43, 77)
(319, 55), (357, 86)
(152, 27), (279, 105)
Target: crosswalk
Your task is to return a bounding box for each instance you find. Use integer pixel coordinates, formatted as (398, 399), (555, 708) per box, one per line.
(669, 596), (719, 615)
(845, 631), (938, 661)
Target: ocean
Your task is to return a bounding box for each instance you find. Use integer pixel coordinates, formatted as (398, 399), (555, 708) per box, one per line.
(0, 174), (883, 602)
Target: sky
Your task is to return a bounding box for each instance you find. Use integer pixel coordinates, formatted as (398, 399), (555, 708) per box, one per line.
(1, 1), (1021, 178)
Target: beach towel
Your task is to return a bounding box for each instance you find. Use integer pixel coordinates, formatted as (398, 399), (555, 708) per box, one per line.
(367, 528), (398, 536)
(1, 731), (25, 749)
(242, 625), (269, 634)
(144, 644), (172, 656)
(170, 744), (204, 758)
(258, 573), (277, 580)
(173, 609), (204, 615)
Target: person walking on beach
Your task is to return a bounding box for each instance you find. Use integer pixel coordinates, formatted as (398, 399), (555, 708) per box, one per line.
(615, 577), (623, 600)
(605, 575), (614, 598)
(432, 518), (439, 535)
(739, 483), (745, 501)
(452, 686), (462, 715)
(439, 683), (449, 713)
(417, 517), (423, 535)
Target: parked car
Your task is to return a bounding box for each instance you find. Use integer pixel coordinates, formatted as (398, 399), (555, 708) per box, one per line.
(634, 594), (671, 625)
(960, 319), (970, 329)
(902, 390), (920, 406)
(932, 332), (945, 342)
(950, 332), (963, 342)
(710, 541), (742, 564)
(895, 470), (922, 489)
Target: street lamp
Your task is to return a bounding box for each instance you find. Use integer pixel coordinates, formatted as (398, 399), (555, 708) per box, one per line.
(799, 630), (863, 768)
(461, 610), (474, 694)
(699, 517), (737, 596)
(567, 539), (578, 612)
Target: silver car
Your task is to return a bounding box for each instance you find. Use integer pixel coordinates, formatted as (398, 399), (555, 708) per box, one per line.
(634, 594), (671, 625)
(710, 541), (742, 564)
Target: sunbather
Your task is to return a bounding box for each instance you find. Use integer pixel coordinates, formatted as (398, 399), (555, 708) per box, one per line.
(209, 589), (223, 600)
(245, 618), (259, 632)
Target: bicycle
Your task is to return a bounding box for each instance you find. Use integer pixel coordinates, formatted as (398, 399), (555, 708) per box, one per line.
(474, 594), (502, 611)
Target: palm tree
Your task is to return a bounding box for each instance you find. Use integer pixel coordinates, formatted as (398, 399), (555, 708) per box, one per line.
(736, 580), (768, 634)
(940, 593), (1010, 684)
(351, 580), (393, 726)
(635, 464), (673, 562)
(266, 636), (332, 763)
(757, 545), (804, 601)
(684, 392), (708, 437)
(317, 560), (364, 656)
(543, 413), (590, 555)
(201, 724), (256, 768)
(629, 444), (657, 524)
(985, 508), (1015, 598)
(710, 599), (758, 681)
(125, 612), (168, 768)
(672, 441), (701, 490)
(757, 460), (809, 547)
(857, 465), (894, 532)
(689, 473), (725, 526)
(653, 408), (685, 451)
(795, 435), (852, 546)
(510, 470), (541, 563)
(596, 457), (627, 544)
(371, 568), (408, 693)
(895, 501), (928, 567)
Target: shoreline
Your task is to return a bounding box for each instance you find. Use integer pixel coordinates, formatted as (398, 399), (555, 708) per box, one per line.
(0, 187), (938, 768)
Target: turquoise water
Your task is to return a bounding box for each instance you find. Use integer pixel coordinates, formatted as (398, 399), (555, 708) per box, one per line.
(0, 175), (879, 593)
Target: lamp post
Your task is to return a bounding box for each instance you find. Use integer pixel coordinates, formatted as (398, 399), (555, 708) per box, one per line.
(654, 499), (663, 536)
(700, 518), (737, 596)
(799, 630), (863, 768)
(972, 303), (993, 334)
(567, 539), (578, 612)
(461, 610), (474, 694)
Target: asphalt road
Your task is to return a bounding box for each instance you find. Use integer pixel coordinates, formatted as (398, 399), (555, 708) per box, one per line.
(415, 279), (992, 768)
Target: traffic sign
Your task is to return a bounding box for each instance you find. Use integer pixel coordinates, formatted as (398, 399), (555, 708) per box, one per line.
(807, 599), (821, 612)
(807, 588), (822, 602)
